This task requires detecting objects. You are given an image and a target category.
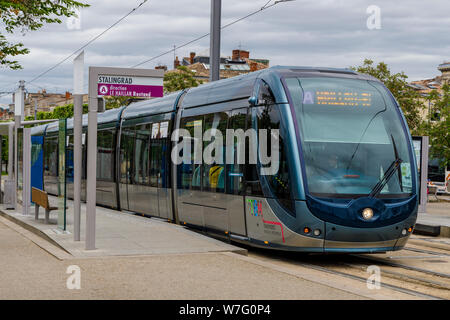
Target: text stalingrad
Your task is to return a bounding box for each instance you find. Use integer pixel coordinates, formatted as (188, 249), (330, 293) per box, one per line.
(98, 76), (133, 85)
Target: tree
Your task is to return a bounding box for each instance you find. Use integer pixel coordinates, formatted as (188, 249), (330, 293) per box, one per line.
(352, 59), (426, 135)
(24, 103), (88, 121)
(103, 96), (144, 110)
(0, 0), (89, 69)
(164, 66), (203, 93)
(427, 84), (450, 167)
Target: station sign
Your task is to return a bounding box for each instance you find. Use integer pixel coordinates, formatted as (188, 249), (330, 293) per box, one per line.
(97, 74), (163, 98)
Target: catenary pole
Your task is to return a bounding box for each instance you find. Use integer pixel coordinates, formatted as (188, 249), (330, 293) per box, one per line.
(73, 51), (84, 242)
(86, 66), (98, 250)
(210, 0), (221, 82)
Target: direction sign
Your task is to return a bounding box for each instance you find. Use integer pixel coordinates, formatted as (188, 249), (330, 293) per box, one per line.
(97, 74), (163, 98)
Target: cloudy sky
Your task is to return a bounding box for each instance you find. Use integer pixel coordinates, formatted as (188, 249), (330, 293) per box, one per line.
(1, 0), (449, 107)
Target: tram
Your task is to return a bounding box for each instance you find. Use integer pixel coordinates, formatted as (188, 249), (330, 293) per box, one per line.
(31, 66), (419, 253)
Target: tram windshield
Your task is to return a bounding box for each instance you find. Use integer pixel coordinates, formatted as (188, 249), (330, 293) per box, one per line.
(285, 77), (414, 199)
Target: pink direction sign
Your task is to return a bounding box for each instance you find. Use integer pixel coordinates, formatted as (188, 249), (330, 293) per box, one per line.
(97, 75), (163, 98)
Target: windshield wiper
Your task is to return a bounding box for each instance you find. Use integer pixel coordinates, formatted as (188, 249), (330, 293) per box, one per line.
(369, 135), (403, 198)
(368, 157), (403, 198)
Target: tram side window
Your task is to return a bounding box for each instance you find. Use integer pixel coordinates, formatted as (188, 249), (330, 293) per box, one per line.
(256, 104), (294, 213)
(149, 120), (171, 188)
(97, 129), (115, 181)
(226, 109), (247, 195)
(160, 121), (171, 188)
(203, 112), (227, 193)
(179, 117), (202, 190)
(66, 134), (74, 180)
(258, 81), (276, 105)
(244, 112), (264, 197)
(44, 137), (58, 178)
(119, 127), (135, 184)
(135, 124), (151, 185)
(82, 130), (87, 180)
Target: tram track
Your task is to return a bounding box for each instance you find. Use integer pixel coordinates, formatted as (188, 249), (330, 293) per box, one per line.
(246, 248), (447, 300)
(295, 260), (445, 300)
(350, 254), (450, 279)
(245, 241), (450, 300)
(403, 247), (450, 257)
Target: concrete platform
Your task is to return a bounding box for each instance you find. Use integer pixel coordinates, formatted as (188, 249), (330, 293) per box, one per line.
(0, 197), (247, 259)
(415, 201), (450, 237)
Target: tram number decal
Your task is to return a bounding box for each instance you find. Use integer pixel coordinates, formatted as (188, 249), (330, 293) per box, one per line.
(246, 199), (285, 243)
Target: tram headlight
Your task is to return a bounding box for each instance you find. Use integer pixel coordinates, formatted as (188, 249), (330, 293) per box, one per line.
(362, 208), (374, 220)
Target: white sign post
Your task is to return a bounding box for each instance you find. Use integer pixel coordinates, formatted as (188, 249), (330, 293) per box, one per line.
(85, 67), (164, 250)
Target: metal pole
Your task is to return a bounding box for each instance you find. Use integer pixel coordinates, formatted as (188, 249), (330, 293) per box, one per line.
(22, 128), (31, 215)
(210, 0), (221, 82)
(0, 135), (2, 203)
(8, 124), (13, 181)
(7, 124), (15, 209)
(420, 136), (429, 213)
(86, 67), (97, 250)
(13, 81), (25, 210)
(73, 51), (84, 242)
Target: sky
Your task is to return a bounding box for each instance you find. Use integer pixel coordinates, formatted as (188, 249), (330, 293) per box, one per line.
(0, 0), (449, 107)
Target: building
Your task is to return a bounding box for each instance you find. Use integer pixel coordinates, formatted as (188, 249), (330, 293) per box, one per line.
(172, 49), (269, 81)
(409, 61), (449, 95)
(6, 90), (89, 119)
(408, 61), (449, 121)
(0, 107), (13, 121)
(438, 61), (450, 85)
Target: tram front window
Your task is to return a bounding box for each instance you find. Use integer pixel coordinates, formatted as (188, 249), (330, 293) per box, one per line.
(285, 77), (414, 199)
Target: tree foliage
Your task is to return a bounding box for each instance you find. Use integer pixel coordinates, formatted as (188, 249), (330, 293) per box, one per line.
(103, 96), (144, 110)
(352, 59), (425, 135)
(24, 103), (88, 121)
(0, 0), (89, 69)
(163, 66), (203, 93)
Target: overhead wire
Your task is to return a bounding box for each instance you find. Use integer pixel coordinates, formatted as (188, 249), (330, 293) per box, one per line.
(132, 1), (284, 68)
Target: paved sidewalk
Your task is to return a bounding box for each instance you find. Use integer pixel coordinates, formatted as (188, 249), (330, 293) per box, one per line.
(0, 197), (246, 258)
(416, 200), (450, 237)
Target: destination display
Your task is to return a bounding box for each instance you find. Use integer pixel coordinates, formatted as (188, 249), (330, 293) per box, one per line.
(303, 90), (372, 107)
(97, 74), (163, 98)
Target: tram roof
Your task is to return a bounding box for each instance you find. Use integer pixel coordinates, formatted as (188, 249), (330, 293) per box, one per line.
(45, 106), (125, 134)
(178, 66), (380, 109)
(181, 70), (263, 109)
(31, 123), (48, 136)
(122, 91), (181, 120)
(269, 65), (381, 82)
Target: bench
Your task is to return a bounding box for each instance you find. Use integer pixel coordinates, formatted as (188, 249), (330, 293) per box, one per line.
(32, 187), (58, 224)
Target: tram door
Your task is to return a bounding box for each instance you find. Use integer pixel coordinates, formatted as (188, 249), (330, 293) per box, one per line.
(152, 120), (172, 219)
(119, 127), (134, 211)
(225, 108), (248, 236)
(176, 109), (247, 236)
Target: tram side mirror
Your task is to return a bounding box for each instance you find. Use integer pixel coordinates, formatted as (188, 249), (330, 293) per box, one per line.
(248, 96), (258, 106)
(248, 95), (274, 107)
